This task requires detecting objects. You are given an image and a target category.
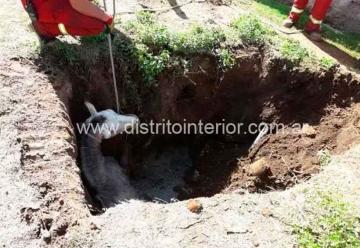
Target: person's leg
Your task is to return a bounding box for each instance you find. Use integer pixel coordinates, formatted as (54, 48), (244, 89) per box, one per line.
(20, 0), (57, 42)
(32, 0), (106, 37)
(290, 0), (309, 22)
(32, 22), (61, 40)
(283, 0), (309, 28)
(58, 7), (106, 36)
(305, 0), (332, 41)
(306, 0), (332, 32)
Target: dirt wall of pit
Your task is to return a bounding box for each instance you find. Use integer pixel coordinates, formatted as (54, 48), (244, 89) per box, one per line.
(0, 59), (94, 247)
(280, 0), (360, 33)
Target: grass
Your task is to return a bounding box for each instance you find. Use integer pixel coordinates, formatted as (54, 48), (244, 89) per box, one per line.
(230, 15), (270, 45)
(319, 57), (336, 70)
(250, 0), (360, 59)
(279, 39), (310, 65)
(121, 11), (314, 83)
(43, 42), (80, 66)
(170, 24), (226, 54)
(123, 11), (235, 83)
(134, 44), (170, 85)
(218, 48), (236, 69)
(295, 192), (360, 248)
(45, 11), (320, 86)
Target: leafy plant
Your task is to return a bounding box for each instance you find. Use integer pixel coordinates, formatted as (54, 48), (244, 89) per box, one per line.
(134, 44), (170, 85)
(125, 12), (171, 48)
(295, 193), (360, 248)
(49, 43), (80, 66)
(320, 57), (336, 70)
(280, 39), (309, 64)
(80, 32), (107, 43)
(231, 15), (269, 45)
(169, 24), (226, 53)
(123, 14), (229, 84)
(218, 48), (235, 69)
(318, 149), (332, 167)
(135, 11), (156, 25)
(126, 12), (227, 54)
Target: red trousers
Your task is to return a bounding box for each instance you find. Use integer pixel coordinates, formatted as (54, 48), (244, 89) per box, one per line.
(289, 0), (333, 31)
(21, 0), (106, 38)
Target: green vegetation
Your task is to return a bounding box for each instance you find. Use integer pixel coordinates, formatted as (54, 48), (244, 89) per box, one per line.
(80, 32), (108, 43)
(218, 48), (236, 69)
(250, 0), (360, 58)
(47, 11), (321, 85)
(45, 42), (80, 66)
(279, 39), (309, 65)
(134, 44), (170, 85)
(170, 24), (226, 53)
(295, 192), (360, 248)
(124, 11), (171, 48)
(123, 11), (229, 84)
(230, 15), (270, 45)
(318, 149), (332, 167)
(320, 57), (336, 70)
(120, 12), (313, 83)
(126, 11), (227, 54)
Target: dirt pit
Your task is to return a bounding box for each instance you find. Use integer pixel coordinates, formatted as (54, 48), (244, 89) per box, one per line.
(63, 51), (360, 209)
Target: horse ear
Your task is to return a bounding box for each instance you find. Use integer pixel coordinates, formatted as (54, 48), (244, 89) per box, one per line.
(85, 101), (97, 116)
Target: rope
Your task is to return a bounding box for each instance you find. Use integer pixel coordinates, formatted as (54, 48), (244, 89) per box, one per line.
(259, 18), (303, 35)
(115, 0), (207, 15)
(103, 0), (120, 113)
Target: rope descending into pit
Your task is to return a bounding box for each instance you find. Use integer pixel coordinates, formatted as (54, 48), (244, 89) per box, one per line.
(103, 0), (121, 113)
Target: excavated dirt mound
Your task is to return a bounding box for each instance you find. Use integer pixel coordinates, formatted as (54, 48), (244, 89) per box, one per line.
(151, 51), (360, 198)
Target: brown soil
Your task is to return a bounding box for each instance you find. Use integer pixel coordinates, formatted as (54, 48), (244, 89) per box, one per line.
(3, 0), (360, 246)
(53, 45), (360, 201)
(190, 104), (360, 197)
(147, 50), (360, 198)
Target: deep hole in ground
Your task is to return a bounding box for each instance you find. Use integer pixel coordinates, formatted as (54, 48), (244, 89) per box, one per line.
(58, 50), (360, 211)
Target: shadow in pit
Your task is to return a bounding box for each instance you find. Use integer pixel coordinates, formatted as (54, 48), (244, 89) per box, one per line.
(167, 51), (360, 194)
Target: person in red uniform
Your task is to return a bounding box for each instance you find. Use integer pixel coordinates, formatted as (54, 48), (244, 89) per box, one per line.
(283, 0), (333, 41)
(21, 0), (113, 42)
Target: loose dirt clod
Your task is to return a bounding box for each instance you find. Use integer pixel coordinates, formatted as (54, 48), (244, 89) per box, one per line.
(261, 207), (273, 218)
(90, 223), (99, 231)
(301, 124), (317, 138)
(187, 199), (203, 213)
(42, 230), (51, 244)
(247, 158), (269, 177)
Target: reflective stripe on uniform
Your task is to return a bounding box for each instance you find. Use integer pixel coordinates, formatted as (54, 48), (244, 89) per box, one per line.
(309, 15), (323, 25)
(58, 23), (68, 35)
(291, 6), (304, 14)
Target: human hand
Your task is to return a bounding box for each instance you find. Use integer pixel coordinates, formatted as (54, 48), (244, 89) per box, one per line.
(105, 15), (114, 32)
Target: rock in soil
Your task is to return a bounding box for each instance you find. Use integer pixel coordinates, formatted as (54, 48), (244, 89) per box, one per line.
(247, 158), (269, 177)
(187, 199), (203, 213)
(301, 124), (317, 138)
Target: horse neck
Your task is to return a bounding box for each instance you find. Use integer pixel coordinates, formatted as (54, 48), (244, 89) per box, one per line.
(80, 132), (105, 173)
(81, 132), (102, 150)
